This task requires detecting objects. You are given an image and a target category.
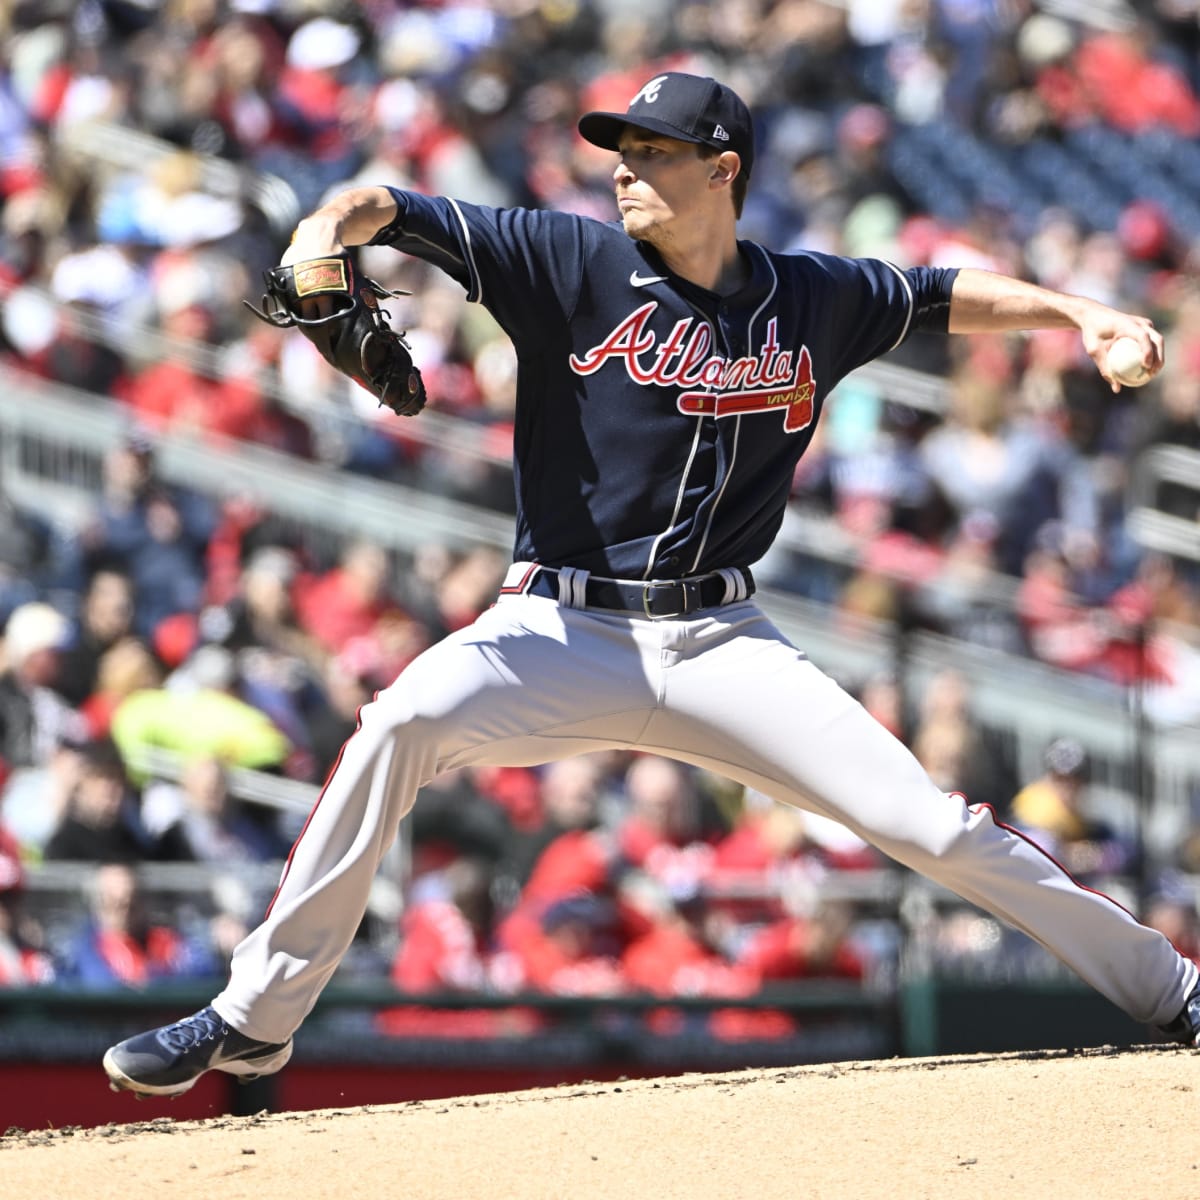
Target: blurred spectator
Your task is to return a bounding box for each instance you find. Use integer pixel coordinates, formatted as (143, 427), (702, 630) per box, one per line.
(203, 545), (328, 755)
(261, 17), (369, 213)
(376, 857), (532, 1038)
(1013, 525), (1188, 684)
(203, 16), (287, 162)
(500, 756), (605, 892)
(0, 600), (85, 770)
(430, 545), (508, 635)
(142, 755), (288, 866)
(109, 643), (292, 783)
(55, 568), (136, 707)
(409, 768), (512, 875)
(4, 737), (76, 856)
(57, 862), (218, 988)
(391, 857), (495, 995)
(212, 544), (313, 665)
(620, 875), (758, 999)
(735, 901), (866, 983)
(200, 494), (299, 609)
(909, 668), (1016, 813)
(910, 512), (1025, 654)
(82, 438), (216, 632)
(122, 301), (256, 440)
(205, 873), (257, 972)
(617, 756), (720, 897)
(1009, 737), (1136, 880)
(854, 670), (907, 741)
(494, 814), (621, 988)
(126, 492), (208, 637)
(510, 891), (626, 996)
(618, 873), (798, 1039)
(1038, 28), (1200, 136)
(303, 646), (374, 784)
(469, 760), (545, 835)
(83, 437), (165, 566)
(0, 825), (53, 985)
(211, 320), (317, 458)
(713, 791), (878, 876)
(294, 539), (408, 654)
(920, 360), (1100, 575)
(78, 636), (163, 740)
(1016, 532), (1111, 674)
(40, 300), (129, 397)
(518, 824), (616, 910)
(43, 736), (188, 863)
(1142, 873), (1200, 965)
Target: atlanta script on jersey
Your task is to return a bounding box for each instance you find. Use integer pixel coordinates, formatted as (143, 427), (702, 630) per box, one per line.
(372, 191), (957, 580)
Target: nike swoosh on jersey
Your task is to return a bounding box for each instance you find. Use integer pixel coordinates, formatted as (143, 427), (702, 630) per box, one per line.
(630, 271), (668, 287)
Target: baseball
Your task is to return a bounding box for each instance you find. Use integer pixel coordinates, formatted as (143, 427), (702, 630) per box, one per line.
(1106, 336), (1153, 387)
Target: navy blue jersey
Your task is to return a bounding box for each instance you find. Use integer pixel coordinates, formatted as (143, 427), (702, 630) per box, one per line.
(374, 190), (956, 579)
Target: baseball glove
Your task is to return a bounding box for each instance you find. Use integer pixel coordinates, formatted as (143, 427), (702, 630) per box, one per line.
(244, 254), (427, 417)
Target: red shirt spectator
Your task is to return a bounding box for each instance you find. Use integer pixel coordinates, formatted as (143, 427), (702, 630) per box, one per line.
(713, 802), (879, 877)
(507, 894), (625, 996)
(622, 918), (758, 997)
(60, 863), (217, 986)
(377, 863), (531, 1038)
(294, 540), (405, 653)
(736, 916), (865, 982)
(494, 830), (615, 974)
(617, 756), (716, 893)
(520, 829), (613, 904)
(391, 898), (487, 994)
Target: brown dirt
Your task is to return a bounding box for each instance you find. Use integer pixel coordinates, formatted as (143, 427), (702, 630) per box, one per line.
(3, 1044), (1196, 1200)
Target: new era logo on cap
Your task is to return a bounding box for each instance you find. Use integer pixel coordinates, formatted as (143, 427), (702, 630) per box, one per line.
(578, 72), (755, 179)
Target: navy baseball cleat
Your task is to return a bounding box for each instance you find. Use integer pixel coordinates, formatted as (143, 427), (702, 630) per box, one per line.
(103, 1006), (293, 1098)
(1157, 988), (1200, 1047)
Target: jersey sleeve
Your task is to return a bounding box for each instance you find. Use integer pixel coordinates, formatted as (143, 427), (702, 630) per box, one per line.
(370, 189), (589, 343)
(808, 255), (958, 383)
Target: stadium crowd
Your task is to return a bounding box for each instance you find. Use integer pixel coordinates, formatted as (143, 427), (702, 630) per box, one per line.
(3, 0), (1200, 1032)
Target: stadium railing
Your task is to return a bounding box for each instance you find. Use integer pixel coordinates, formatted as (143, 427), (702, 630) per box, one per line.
(3, 369), (1197, 864)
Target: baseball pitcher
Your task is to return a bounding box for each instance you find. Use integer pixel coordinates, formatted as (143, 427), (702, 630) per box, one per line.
(104, 72), (1198, 1098)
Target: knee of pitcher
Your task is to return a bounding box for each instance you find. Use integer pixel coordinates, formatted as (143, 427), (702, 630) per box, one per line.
(886, 810), (977, 873)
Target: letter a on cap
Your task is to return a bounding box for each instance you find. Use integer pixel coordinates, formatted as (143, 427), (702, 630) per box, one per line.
(632, 75), (667, 105)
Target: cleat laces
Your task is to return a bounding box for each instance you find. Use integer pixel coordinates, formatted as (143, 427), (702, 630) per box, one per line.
(160, 1008), (227, 1052)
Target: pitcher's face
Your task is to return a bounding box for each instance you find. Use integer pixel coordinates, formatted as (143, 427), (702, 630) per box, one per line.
(612, 131), (711, 244)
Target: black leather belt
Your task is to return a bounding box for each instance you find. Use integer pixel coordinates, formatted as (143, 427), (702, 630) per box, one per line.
(525, 566), (754, 618)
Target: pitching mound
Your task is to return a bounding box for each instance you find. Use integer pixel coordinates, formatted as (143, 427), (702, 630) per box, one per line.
(3, 1045), (1196, 1199)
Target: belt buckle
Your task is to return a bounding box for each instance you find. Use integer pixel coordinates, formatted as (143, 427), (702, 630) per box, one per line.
(642, 580), (693, 620)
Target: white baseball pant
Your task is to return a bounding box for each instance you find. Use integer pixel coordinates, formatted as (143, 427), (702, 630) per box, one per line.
(214, 576), (1197, 1042)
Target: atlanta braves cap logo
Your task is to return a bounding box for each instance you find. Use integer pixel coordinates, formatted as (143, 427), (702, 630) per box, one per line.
(631, 75), (667, 106)
(578, 71), (755, 179)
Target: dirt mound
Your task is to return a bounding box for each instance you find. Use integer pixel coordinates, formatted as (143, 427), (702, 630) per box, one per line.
(3, 1045), (1196, 1200)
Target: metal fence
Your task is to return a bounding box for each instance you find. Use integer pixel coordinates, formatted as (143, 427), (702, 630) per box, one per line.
(1128, 444), (1200, 563)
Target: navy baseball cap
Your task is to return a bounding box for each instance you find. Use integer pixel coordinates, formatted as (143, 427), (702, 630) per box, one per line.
(578, 72), (755, 179)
